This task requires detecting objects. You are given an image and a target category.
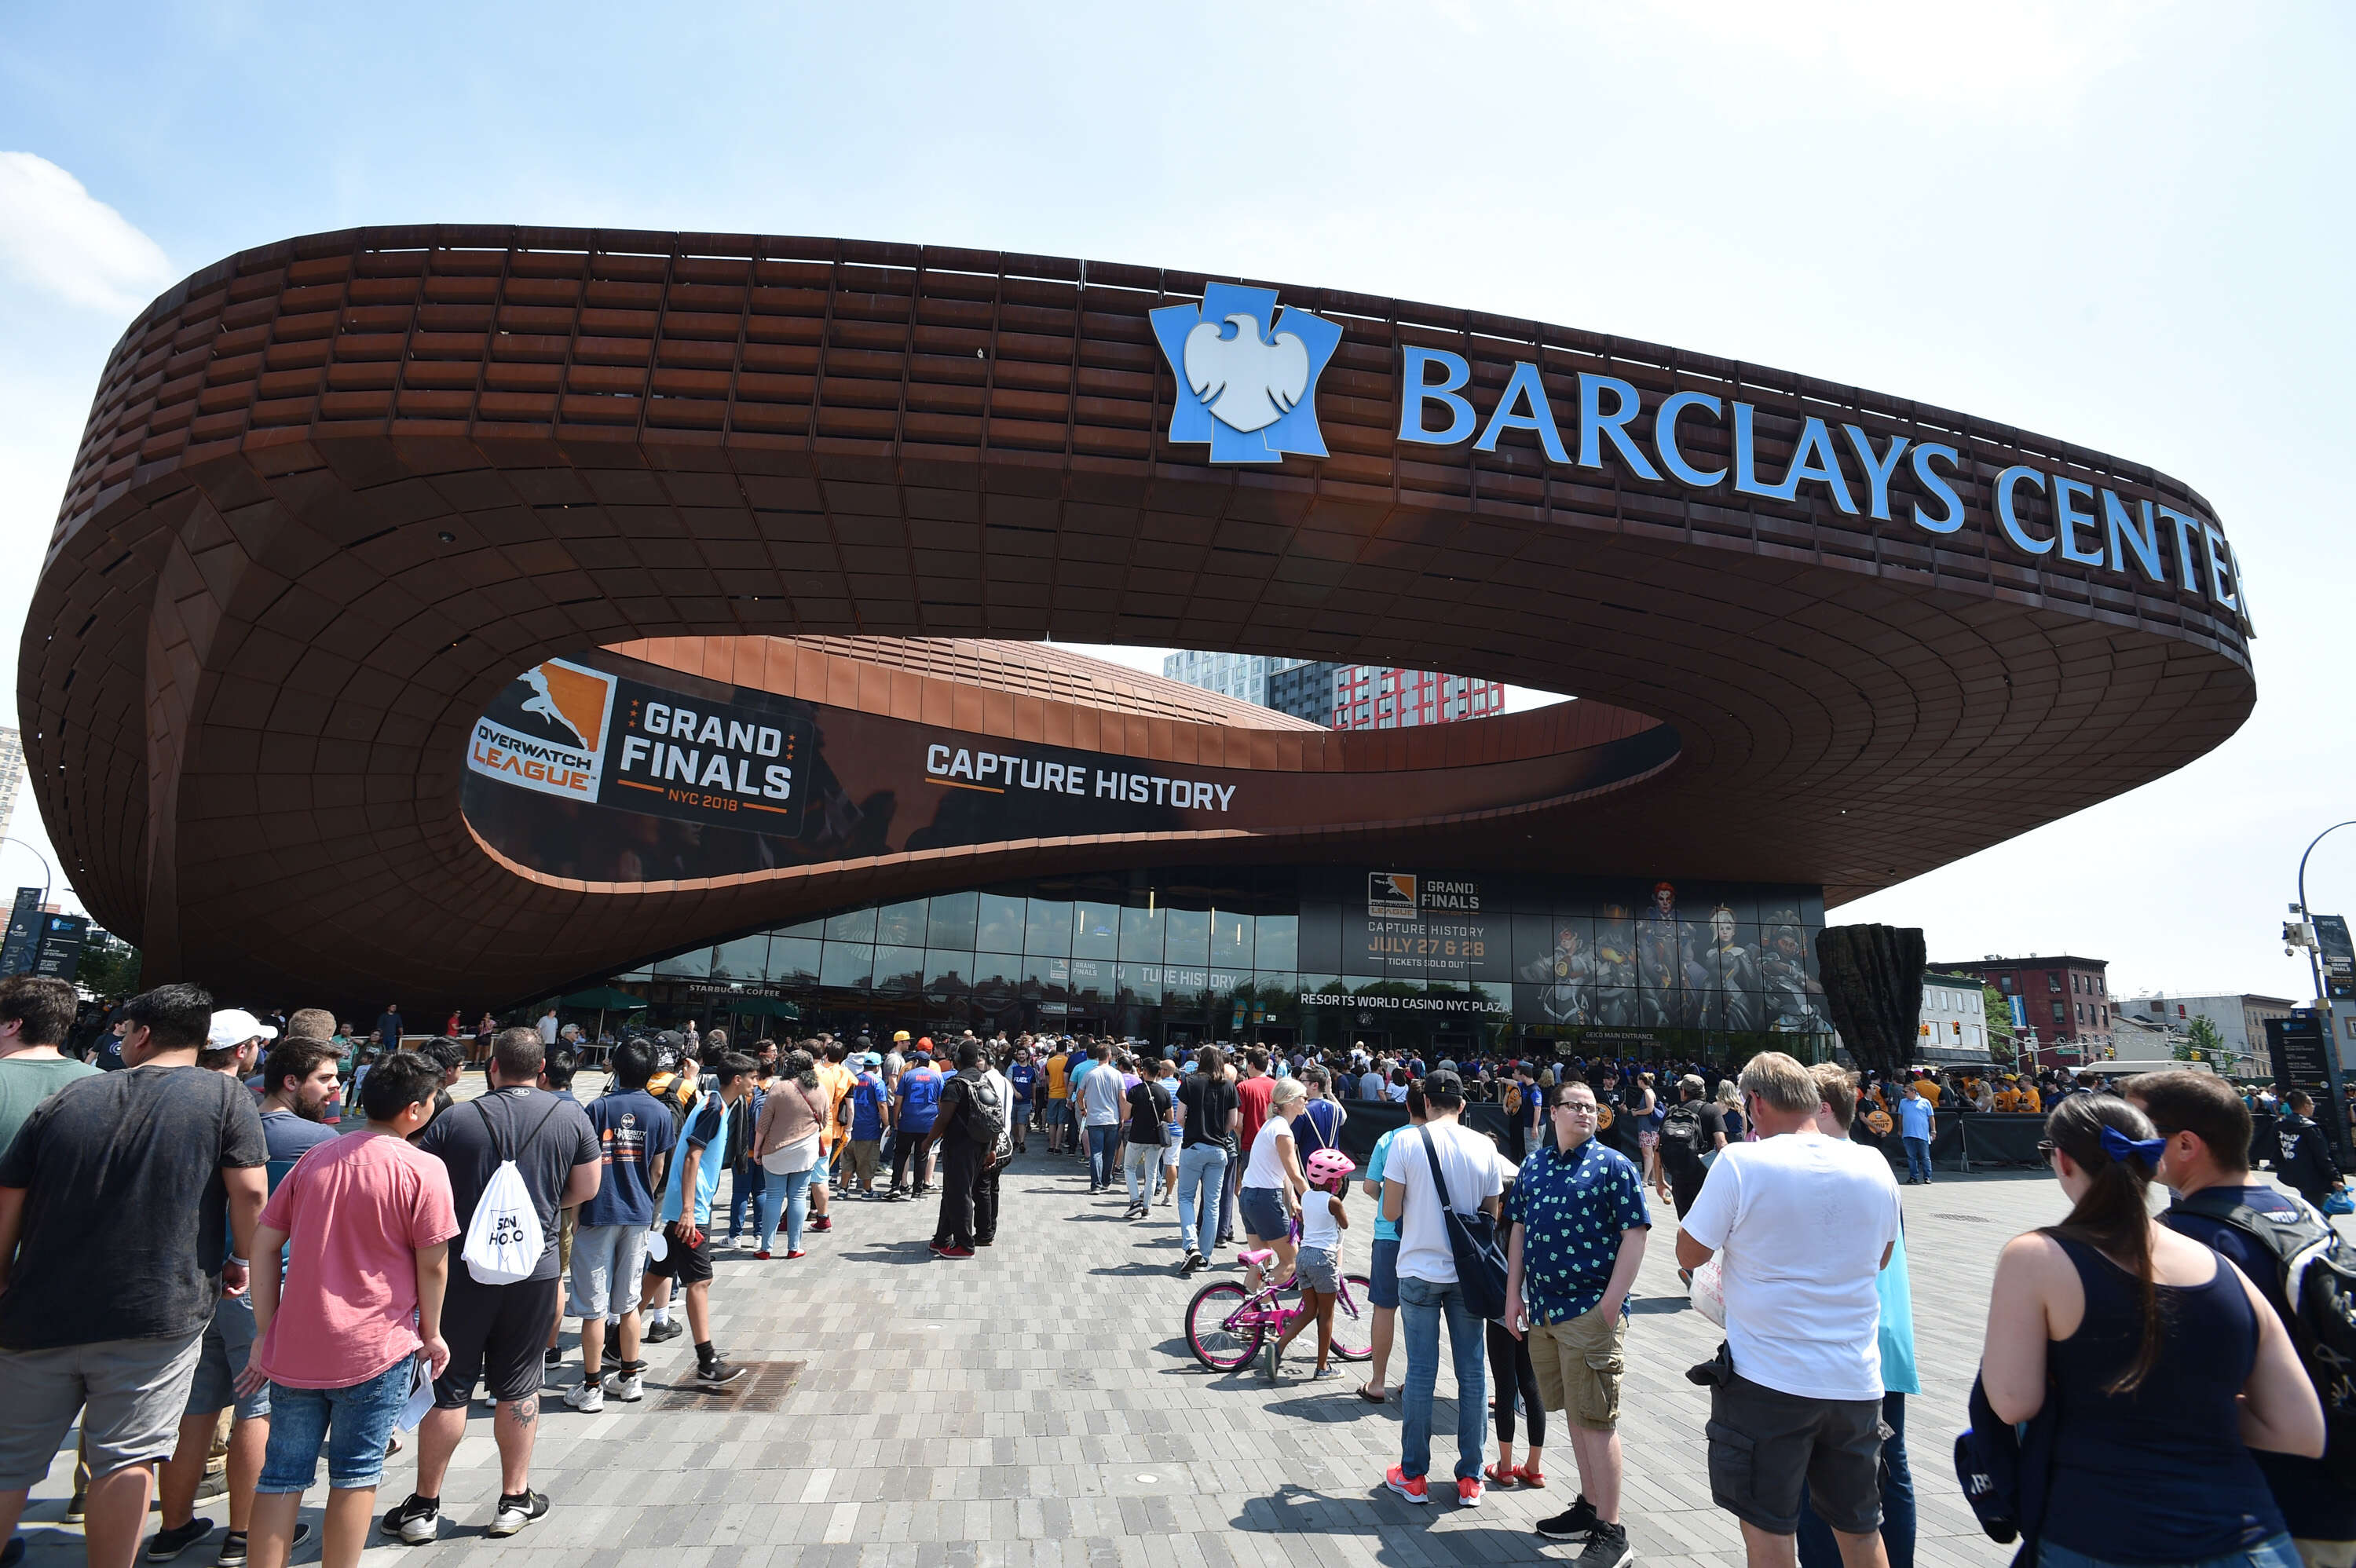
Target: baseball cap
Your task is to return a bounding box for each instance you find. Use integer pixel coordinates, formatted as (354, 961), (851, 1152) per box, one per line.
(1422, 1068), (1465, 1098)
(893, 1030), (912, 1044)
(207, 1008), (278, 1049)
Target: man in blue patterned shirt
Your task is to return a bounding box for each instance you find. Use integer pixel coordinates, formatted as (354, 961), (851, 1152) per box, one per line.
(1504, 1078), (1650, 1568)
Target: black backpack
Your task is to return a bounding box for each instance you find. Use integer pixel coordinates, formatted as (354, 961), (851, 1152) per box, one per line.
(1659, 1101), (1712, 1177)
(957, 1074), (1006, 1154)
(2177, 1187), (2356, 1486)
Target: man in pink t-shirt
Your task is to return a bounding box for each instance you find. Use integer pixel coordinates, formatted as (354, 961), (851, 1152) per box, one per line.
(237, 1052), (456, 1568)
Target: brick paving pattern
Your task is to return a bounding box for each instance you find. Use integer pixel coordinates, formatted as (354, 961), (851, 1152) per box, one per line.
(16, 1110), (2147, 1567)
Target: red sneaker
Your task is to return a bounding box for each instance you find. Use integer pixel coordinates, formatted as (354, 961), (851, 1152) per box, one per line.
(784, 1250), (807, 1259)
(810, 1217), (832, 1232)
(938, 1246), (976, 1259)
(1384, 1466), (1428, 1505)
(1456, 1478), (1483, 1508)
(755, 1250), (772, 1260)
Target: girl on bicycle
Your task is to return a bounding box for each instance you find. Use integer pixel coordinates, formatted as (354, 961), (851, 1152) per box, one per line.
(1265, 1148), (1355, 1382)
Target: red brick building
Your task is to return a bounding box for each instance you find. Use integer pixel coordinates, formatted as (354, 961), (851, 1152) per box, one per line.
(1935, 955), (2112, 1065)
(1330, 667), (1505, 730)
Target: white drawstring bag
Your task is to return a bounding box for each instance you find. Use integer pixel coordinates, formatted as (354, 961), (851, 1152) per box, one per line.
(1690, 1255), (1729, 1327)
(460, 1097), (562, 1285)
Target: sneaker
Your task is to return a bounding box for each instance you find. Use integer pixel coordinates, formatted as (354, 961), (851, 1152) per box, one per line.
(810, 1216), (832, 1232)
(1536, 1495), (1601, 1540)
(883, 1190), (907, 1203)
(938, 1246), (975, 1259)
(1383, 1466), (1429, 1505)
(756, 1250), (773, 1259)
(1575, 1521), (1631, 1568)
(785, 1249), (807, 1259)
(380, 1493), (440, 1544)
(486, 1489), (549, 1538)
(543, 1346), (563, 1369)
(696, 1358), (748, 1387)
(145, 1518), (214, 1560)
(1183, 1251), (1208, 1273)
(642, 1318), (683, 1343)
(1456, 1478), (1483, 1508)
(1312, 1365), (1340, 1380)
(604, 1369), (644, 1402)
(65, 1486), (87, 1523)
(213, 1525), (307, 1567)
(562, 1380), (605, 1413)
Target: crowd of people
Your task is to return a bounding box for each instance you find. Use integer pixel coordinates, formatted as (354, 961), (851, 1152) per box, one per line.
(5, 986), (2354, 1568)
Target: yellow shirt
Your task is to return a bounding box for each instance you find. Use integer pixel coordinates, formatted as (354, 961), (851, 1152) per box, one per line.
(1993, 1088), (2020, 1113)
(1046, 1054), (1070, 1099)
(2019, 1087), (2043, 1114)
(1917, 1081), (1941, 1107)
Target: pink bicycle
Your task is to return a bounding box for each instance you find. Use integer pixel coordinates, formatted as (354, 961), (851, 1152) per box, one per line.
(1182, 1229), (1375, 1371)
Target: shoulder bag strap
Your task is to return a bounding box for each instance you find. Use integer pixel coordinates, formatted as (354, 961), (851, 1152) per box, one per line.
(1418, 1125), (1456, 1218)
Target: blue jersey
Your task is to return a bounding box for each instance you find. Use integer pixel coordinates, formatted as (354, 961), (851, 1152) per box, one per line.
(898, 1068), (943, 1133)
(849, 1073), (888, 1141)
(1008, 1063), (1038, 1102)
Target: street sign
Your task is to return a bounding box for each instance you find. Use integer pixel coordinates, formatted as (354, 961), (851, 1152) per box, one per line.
(0, 889), (41, 976)
(31, 915), (87, 982)
(2266, 1014), (2331, 1091)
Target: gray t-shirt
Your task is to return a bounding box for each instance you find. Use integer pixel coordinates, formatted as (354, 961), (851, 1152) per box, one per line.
(415, 1086), (598, 1282)
(0, 1064), (267, 1350)
(1076, 1062), (1127, 1127)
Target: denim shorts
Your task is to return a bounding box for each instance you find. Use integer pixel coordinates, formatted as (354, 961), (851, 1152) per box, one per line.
(1369, 1237), (1401, 1309)
(1297, 1245), (1339, 1293)
(569, 1222), (651, 1319)
(1238, 1185), (1289, 1241)
(186, 1292), (270, 1421)
(257, 1358), (415, 1493)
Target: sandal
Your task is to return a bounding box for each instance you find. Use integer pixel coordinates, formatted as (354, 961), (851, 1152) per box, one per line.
(1356, 1384), (1387, 1403)
(1515, 1466), (1546, 1489)
(1482, 1462), (1519, 1489)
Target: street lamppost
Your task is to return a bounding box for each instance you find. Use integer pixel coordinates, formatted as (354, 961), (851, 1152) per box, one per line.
(2292, 820), (2356, 1160)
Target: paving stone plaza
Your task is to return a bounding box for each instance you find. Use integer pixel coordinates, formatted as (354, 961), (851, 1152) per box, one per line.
(10, 1080), (2135, 1568)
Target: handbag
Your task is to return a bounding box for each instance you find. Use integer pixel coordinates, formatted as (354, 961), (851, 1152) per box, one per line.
(1418, 1126), (1510, 1320)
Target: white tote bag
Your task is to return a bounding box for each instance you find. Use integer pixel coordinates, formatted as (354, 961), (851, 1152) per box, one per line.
(460, 1097), (558, 1285)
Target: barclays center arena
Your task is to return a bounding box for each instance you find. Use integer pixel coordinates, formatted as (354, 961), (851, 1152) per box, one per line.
(23, 226), (2254, 1058)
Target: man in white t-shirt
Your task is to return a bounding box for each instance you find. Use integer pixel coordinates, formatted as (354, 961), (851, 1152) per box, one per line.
(1676, 1051), (1900, 1568)
(1074, 1044), (1128, 1195)
(1380, 1069), (1508, 1509)
(536, 1008), (559, 1046)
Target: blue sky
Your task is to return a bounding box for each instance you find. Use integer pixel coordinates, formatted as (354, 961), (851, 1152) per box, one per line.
(2, 2), (2351, 1005)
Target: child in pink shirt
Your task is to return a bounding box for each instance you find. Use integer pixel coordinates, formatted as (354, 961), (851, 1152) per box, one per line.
(239, 1052), (456, 1568)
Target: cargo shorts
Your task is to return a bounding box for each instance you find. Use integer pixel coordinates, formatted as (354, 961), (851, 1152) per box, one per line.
(1528, 1303), (1626, 1430)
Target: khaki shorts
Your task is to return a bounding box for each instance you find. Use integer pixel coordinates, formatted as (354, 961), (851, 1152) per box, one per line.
(1529, 1304), (1626, 1430)
(847, 1139), (880, 1183)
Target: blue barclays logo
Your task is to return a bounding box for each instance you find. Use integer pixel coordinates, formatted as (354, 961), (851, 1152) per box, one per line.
(1149, 282), (1343, 464)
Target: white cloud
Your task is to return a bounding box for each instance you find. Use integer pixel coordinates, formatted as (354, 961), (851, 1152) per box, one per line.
(0, 152), (172, 315)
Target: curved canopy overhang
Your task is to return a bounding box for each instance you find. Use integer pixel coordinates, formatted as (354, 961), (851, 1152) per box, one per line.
(22, 226), (2254, 1007)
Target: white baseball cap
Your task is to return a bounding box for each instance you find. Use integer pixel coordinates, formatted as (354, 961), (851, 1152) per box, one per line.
(207, 1008), (279, 1049)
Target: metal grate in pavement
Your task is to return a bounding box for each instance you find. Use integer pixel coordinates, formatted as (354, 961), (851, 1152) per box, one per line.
(1934, 1213), (1992, 1223)
(649, 1358), (805, 1413)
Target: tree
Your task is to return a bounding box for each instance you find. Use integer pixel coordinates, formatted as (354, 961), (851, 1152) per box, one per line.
(1984, 985), (2021, 1064)
(2181, 1014), (2225, 1064)
(76, 930), (141, 1001)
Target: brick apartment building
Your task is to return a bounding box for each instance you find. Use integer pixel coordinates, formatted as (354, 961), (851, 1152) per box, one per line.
(1934, 954), (2112, 1065)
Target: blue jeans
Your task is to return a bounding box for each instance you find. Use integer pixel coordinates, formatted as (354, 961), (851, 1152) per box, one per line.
(256, 1358), (413, 1494)
(726, 1161), (764, 1240)
(1397, 1274), (1486, 1483)
(757, 1166), (814, 1253)
(1086, 1124), (1120, 1189)
(1902, 1137), (1932, 1183)
(1798, 1391), (1915, 1568)
(2039, 1536), (2299, 1568)
(1176, 1143), (1228, 1258)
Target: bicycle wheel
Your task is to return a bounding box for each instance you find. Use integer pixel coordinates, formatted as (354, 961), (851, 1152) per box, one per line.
(1185, 1281), (1264, 1371)
(1327, 1275), (1376, 1361)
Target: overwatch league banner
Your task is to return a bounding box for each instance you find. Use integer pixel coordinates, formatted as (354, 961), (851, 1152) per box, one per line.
(462, 651), (1677, 886)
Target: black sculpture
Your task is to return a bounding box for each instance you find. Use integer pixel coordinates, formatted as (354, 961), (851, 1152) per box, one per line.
(1814, 925), (1927, 1077)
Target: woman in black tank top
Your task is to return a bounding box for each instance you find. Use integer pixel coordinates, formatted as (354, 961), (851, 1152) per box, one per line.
(1980, 1094), (2321, 1568)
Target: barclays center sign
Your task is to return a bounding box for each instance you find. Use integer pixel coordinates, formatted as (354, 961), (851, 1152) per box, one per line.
(1151, 289), (2244, 613)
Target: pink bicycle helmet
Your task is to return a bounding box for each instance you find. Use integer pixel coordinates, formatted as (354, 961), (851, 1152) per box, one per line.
(1305, 1149), (1357, 1187)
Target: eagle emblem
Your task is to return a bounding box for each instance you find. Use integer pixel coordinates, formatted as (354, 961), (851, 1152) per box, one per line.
(1149, 282), (1341, 464)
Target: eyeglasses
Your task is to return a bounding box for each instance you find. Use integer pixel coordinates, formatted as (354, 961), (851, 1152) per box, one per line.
(1553, 1101), (1598, 1115)
(2036, 1140), (2057, 1160)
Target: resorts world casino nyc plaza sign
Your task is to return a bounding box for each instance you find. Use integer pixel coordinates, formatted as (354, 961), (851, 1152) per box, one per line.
(1151, 284), (2245, 615)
